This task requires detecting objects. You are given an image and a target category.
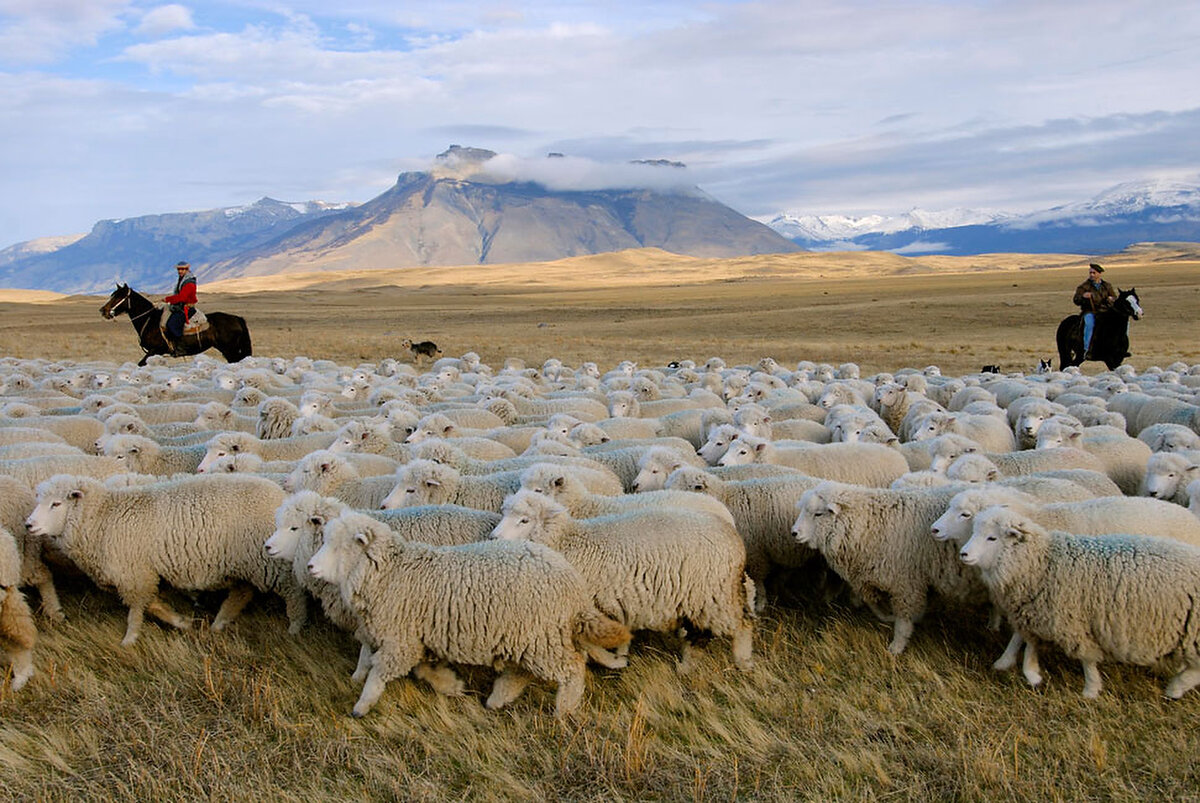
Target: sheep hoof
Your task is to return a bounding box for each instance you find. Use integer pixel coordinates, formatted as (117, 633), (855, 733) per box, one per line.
(351, 669), (369, 684)
(1024, 671), (1043, 688)
(120, 635), (139, 648)
(993, 656), (1015, 672)
(351, 708), (367, 719)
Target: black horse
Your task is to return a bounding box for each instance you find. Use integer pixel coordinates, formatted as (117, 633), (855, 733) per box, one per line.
(99, 283), (252, 367)
(1055, 287), (1143, 370)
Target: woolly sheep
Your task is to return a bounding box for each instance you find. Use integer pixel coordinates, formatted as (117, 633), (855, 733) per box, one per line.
(257, 397), (301, 440)
(491, 489), (754, 671)
(0, 453), (128, 489)
(1009, 398), (1071, 449)
(960, 506), (1200, 698)
(519, 462), (735, 527)
(792, 481), (986, 654)
(325, 419), (411, 462)
(99, 433), (206, 475)
(410, 439), (623, 495)
(943, 454), (1123, 496)
(195, 430), (338, 471)
(1188, 478), (1200, 519)
(281, 451), (400, 509)
(718, 436), (910, 488)
(1035, 421), (1152, 495)
(629, 443), (710, 492)
(1137, 423), (1200, 453)
(665, 465), (822, 604)
(0, 427), (69, 448)
(193, 401), (257, 433)
(908, 410), (1016, 453)
(0, 415), (104, 452)
(0, 526), (37, 690)
(308, 509), (630, 717)
(1142, 451), (1200, 505)
(381, 459), (522, 512)
(0, 476), (62, 620)
(26, 473), (305, 645)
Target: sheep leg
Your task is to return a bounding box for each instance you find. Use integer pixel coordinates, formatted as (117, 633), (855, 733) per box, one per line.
(121, 603), (146, 647)
(1080, 659), (1105, 699)
(1021, 636), (1043, 687)
(352, 665), (391, 718)
(413, 661), (464, 697)
(583, 643), (628, 669)
(350, 642), (374, 684)
(553, 662), (586, 718)
(1164, 659), (1200, 700)
(146, 598), (191, 630)
(731, 621), (755, 671)
(283, 587), (308, 635)
(1, 588), (36, 690)
(887, 618), (915, 655)
(993, 631), (1024, 671)
(211, 584), (255, 631)
(33, 573), (65, 623)
(486, 668), (532, 710)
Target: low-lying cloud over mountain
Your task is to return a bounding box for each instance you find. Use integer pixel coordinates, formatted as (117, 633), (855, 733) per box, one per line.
(767, 178), (1200, 256)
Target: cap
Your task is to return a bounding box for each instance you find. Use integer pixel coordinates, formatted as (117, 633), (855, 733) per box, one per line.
(175, 261), (190, 269)
(1088, 263), (1104, 273)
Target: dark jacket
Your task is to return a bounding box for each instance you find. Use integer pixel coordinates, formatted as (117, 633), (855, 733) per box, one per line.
(1073, 278), (1115, 314)
(166, 272), (197, 321)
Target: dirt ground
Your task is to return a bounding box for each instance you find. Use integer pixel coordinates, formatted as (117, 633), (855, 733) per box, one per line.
(1, 245), (1196, 375)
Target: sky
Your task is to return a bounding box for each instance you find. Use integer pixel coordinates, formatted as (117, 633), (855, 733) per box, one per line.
(2, 0), (1199, 248)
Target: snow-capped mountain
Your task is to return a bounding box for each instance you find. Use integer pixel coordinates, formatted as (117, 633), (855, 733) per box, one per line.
(768, 178), (1200, 255)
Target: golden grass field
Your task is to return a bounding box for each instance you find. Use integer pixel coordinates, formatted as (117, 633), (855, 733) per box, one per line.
(1, 244), (1200, 801)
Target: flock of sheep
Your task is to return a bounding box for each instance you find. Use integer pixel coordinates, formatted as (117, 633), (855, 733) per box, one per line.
(2, 349), (1200, 716)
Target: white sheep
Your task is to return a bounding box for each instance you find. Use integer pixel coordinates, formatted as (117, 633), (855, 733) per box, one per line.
(325, 419), (411, 462)
(0, 526), (37, 690)
(410, 439), (623, 495)
(307, 509), (630, 717)
(943, 454), (1123, 496)
(0, 414), (105, 452)
(718, 435), (910, 488)
(960, 506), (1200, 698)
(256, 397), (302, 440)
(99, 433), (207, 475)
(0, 453), (128, 489)
(382, 459), (522, 512)
(1142, 451), (1200, 505)
(492, 489), (754, 671)
(195, 430), (338, 471)
(281, 451), (399, 509)
(26, 473), (306, 645)
(0, 475), (62, 621)
(908, 410), (1017, 453)
(1035, 421), (1152, 495)
(792, 481), (987, 654)
(1188, 478), (1200, 520)
(1137, 423), (1200, 453)
(629, 443), (710, 492)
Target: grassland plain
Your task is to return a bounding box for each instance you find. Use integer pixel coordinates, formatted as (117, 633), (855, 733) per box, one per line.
(1, 245), (1199, 801)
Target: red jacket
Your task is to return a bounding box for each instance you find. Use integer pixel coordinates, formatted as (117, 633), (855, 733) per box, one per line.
(166, 273), (197, 319)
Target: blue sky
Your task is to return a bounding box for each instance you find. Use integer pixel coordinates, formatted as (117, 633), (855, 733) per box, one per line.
(2, 0), (1199, 247)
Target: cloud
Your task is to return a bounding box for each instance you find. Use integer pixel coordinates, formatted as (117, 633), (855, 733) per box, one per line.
(434, 151), (699, 194)
(135, 4), (195, 37)
(0, 0), (127, 64)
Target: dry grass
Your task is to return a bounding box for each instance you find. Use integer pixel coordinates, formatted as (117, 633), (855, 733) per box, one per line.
(2, 245), (1200, 800)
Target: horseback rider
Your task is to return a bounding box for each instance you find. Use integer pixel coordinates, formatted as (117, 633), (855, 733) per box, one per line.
(1072, 262), (1116, 359)
(164, 260), (197, 357)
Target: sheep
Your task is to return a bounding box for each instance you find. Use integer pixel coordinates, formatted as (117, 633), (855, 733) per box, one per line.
(0, 526), (37, 691)
(384, 459), (530, 513)
(404, 413), (518, 461)
(195, 430), (338, 471)
(256, 397), (301, 440)
(960, 506), (1200, 699)
(325, 419), (411, 462)
(698, 424), (745, 466)
(792, 481), (987, 654)
(491, 489), (754, 671)
(606, 389), (718, 421)
(629, 443), (710, 492)
(718, 435), (910, 488)
(1142, 451), (1200, 505)
(1035, 421), (1152, 495)
(0, 415), (105, 452)
(409, 439), (623, 495)
(307, 509), (630, 717)
(0, 475), (63, 620)
(943, 454), (1123, 496)
(0, 453), (128, 489)
(0, 427), (69, 448)
(873, 382), (921, 436)
(1188, 478), (1200, 520)
(664, 465), (822, 604)
(264, 492), (498, 687)
(931, 486), (1200, 547)
(908, 410), (1017, 453)
(26, 473), (306, 645)
(281, 451), (399, 510)
(519, 462), (735, 527)
(193, 401), (258, 433)
(946, 447), (1107, 479)
(99, 433), (207, 476)
(1137, 423), (1200, 453)
(1009, 398), (1070, 449)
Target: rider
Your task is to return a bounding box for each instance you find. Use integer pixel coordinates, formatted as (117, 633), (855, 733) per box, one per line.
(1072, 262), (1116, 359)
(164, 260), (197, 357)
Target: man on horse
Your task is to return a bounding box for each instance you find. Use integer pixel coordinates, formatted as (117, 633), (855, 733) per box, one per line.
(164, 260), (197, 357)
(1072, 262), (1116, 359)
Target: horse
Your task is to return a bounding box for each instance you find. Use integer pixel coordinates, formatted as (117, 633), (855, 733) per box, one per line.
(99, 283), (253, 367)
(1055, 287), (1142, 371)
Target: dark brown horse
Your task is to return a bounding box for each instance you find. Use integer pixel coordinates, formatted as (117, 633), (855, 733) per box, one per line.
(1055, 287), (1142, 371)
(99, 283), (252, 367)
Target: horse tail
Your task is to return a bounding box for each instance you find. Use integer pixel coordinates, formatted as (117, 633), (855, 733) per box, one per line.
(234, 316), (253, 361)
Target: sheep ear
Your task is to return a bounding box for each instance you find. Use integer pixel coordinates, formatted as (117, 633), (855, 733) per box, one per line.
(441, 424), (454, 436)
(1004, 525), (1027, 543)
(319, 461), (332, 473)
(360, 431), (371, 441)
(754, 441), (768, 453)
(354, 531), (370, 547)
(425, 479), (441, 489)
(552, 476), (565, 489)
(825, 499), (840, 516)
(68, 489), (84, 500)
(310, 514), (325, 526)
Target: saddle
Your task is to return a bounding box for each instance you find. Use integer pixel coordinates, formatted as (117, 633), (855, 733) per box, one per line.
(158, 305), (210, 336)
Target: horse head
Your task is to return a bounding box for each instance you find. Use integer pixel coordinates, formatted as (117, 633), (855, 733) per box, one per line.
(99, 283), (132, 319)
(1118, 287), (1143, 320)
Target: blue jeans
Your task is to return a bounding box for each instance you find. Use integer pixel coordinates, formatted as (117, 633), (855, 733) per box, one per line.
(167, 309), (185, 338)
(1082, 312), (1095, 350)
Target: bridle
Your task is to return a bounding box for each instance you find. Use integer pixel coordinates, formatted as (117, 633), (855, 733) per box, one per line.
(108, 287), (157, 350)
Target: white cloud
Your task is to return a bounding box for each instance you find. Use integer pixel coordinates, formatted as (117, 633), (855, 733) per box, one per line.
(0, 0), (127, 64)
(135, 4), (195, 37)
(439, 151), (697, 194)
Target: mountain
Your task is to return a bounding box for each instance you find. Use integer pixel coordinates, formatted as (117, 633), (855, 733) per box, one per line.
(767, 178), (1200, 255)
(0, 198), (354, 294)
(0, 146), (799, 293)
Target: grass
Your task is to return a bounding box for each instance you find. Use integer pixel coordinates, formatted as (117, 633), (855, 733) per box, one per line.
(2, 245), (1200, 800)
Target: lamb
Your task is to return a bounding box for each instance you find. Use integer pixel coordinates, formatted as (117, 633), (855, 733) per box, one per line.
(281, 451), (400, 510)
(26, 473), (306, 645)
(664, 465), (822, 604)
(99, 433), (207, 476)
(792, 481), (988, 654)
(491, 489), (754, 671)
(519, 462), (735, 527)
(0, 526), (37, 690)
(960, 506), (1200, 698)
(931, 485), (1200, 547)
(264, 491), (498, 689)
(1142, 451), (1200, 505)
(629, 443), (710, 492)
(1009, 398), (1070, 449)
(308, 509), (630, 717)
(718, 435), (910, 488)
(1035, 421), (1152, 495)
